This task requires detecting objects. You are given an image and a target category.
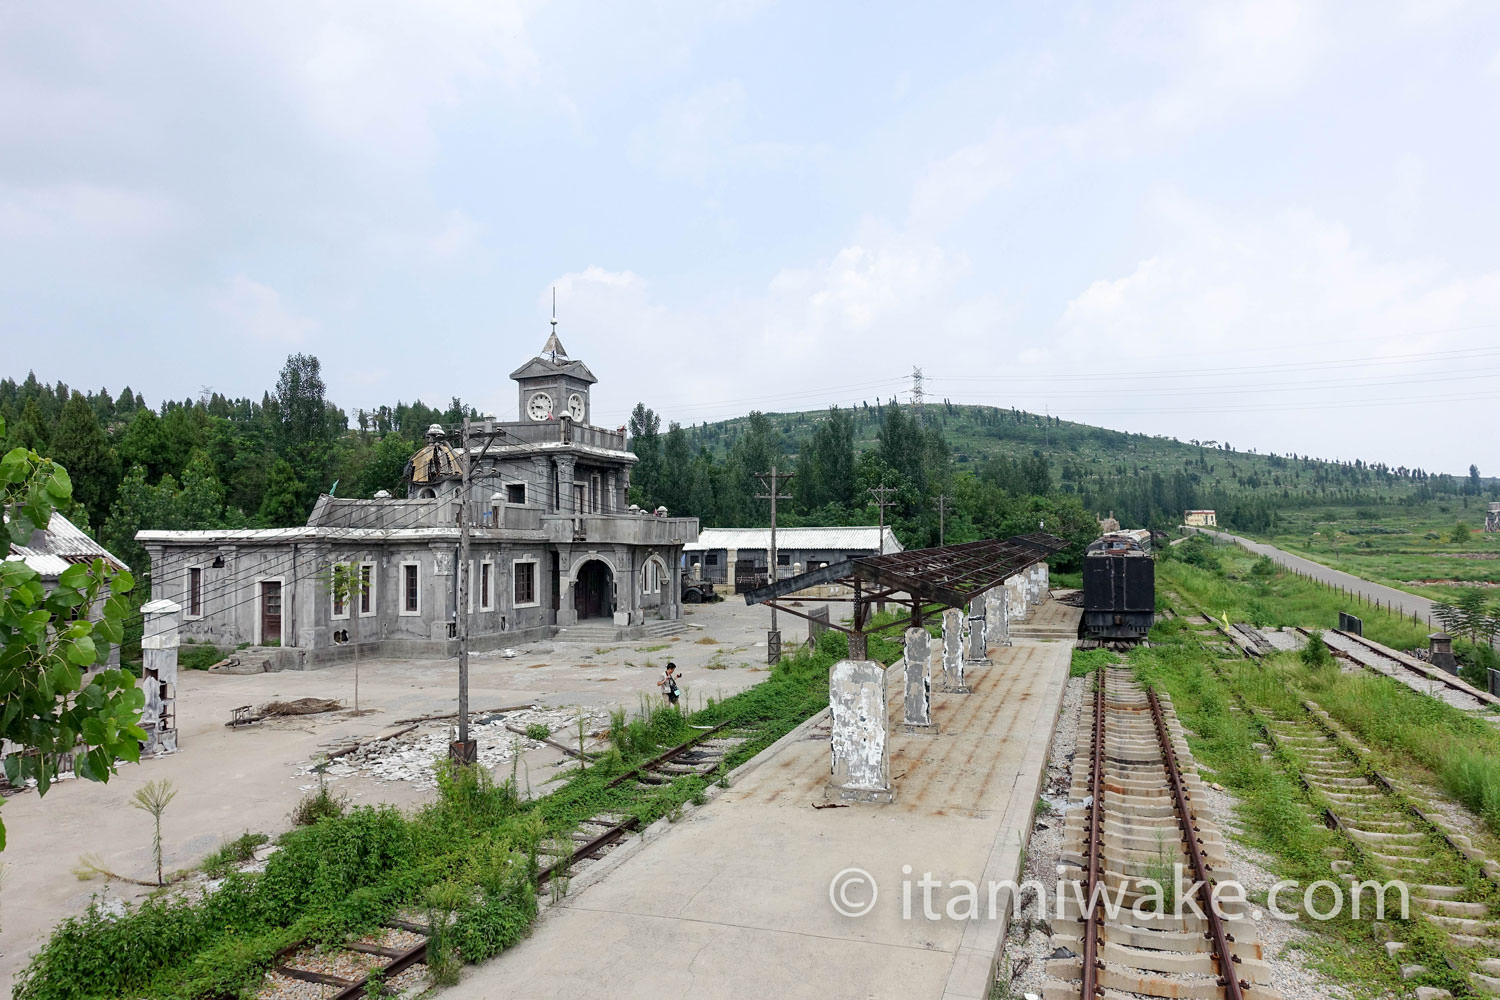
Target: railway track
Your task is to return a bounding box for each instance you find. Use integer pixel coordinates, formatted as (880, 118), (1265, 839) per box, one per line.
(258, 725), (746, 998)
(1043, 668), (1276, 1000)
(1293, 627), (1500, 721)
(1211, 664), (1500, 997)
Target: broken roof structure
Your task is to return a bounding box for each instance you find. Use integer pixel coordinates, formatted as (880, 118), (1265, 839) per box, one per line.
(7, 512), (129, 578)
(743, 532), (1069, 655)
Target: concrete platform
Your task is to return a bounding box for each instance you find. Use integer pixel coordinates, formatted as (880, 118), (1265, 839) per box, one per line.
(448, 633), (1073, 1000)
(1009, 590), (1083, 641)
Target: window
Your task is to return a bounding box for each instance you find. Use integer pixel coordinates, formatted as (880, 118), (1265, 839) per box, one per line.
(705, 553), (719, 566)
(401, 562), (420, 615)
(480, 561), (493, 610)
(514, 561), (537, 607)
(359, 563), (375, 616)
(506, 483), (526, 505)
(777, 552), (791, 566)
(187, 567), (202, 617)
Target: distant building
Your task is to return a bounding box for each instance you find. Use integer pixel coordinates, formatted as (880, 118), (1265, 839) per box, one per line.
(7, 512), (129, 669)
(684, 526), (903, 591)
(138, 331), (699, 665)
(1098, 511), (1121, 534)
(1184, 510), (1218, 528)
(1487, 502), (1500, 533)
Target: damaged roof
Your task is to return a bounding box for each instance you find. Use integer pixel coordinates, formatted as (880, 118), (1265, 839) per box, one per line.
(7, 512), (129, 577)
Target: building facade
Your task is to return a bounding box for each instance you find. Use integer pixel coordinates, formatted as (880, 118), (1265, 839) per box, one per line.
(1183, 509), (1218, 527)
(138, 333), (699, 665)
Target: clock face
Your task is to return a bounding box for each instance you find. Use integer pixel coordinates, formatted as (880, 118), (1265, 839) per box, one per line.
(567, 393), (585, 421)
(527, 392), (553, 421)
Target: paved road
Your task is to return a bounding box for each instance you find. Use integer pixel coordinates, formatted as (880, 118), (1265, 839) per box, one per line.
(1186, 526), (1441, 629)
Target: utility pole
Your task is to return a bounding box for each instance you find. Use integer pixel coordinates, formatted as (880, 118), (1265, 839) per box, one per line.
(868, 485), (897, 554)
(755, 465), (794, 664)
(936, 494), (952, 546)
(451, 417), (505, 764)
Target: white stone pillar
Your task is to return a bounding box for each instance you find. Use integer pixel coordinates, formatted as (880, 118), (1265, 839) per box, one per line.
(986, 588), (1010, 647)
(828, 659), (893, 802)
(966, 596), (987, 662)
(903, 627), (935, 732)
(941, 607), (969, 693)
(140, 599), (181, 755)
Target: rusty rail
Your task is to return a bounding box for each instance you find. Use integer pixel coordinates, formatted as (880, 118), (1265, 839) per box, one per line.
(1080, 675), (1106, 999)
(1310, 627), (1498, 708)
(1145, 686), (1246, 1000)
(605, 721), (731, 788)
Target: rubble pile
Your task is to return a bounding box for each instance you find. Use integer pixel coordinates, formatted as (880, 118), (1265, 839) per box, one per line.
(306, 705), (610, 788)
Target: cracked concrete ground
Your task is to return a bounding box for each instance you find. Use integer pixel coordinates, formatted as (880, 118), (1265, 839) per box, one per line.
(0, 597), (788, 994)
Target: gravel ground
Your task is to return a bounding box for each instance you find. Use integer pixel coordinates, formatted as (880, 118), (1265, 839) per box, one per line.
(994, 672), (1082, 999)
(307, 705), (610, 789)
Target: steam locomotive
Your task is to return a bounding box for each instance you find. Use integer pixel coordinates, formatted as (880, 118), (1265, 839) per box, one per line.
(1081, 529), (1156, 643)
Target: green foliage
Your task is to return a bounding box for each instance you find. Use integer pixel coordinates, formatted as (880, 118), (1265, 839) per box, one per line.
(132, 779), (178, 886)
(1170, 534), (1222, 571)
(201, 831), (270, 880)
(290, 786), (348, 827)
(1300, 630), (1334, 669)
(1451, 521), (1471, 543)
(176, 643), (225, 671)
(1070, 647), (1118, 677)
(0, 419), (146, 850)
(524, 722), (551, 742)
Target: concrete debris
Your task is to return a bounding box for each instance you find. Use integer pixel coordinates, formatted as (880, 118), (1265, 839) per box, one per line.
(305, 705), (610, 788)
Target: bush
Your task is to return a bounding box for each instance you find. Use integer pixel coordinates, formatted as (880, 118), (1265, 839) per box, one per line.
(1300, 631), (1334, 669)
(290, 786), (348, 827)
(202, 831), (270, 879)
(523, 723), (550, 742)
(1171, 535), (1222, 571)
(177, 643), (226, 671)
(1249, 557), (1277, 578)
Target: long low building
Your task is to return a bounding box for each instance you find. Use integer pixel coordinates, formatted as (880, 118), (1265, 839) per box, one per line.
(684, 526), (902, 591)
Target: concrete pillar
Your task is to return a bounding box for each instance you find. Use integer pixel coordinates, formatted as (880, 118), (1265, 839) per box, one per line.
(941, 607), (969, 693)
(828, 659), (892, 803)
(1489, 668), (1500, 698)
(903, 627), (935, 732)
(985, 588), (1010, 647)
(556, 455), (577, 514)
(140, 599), (181, 755)
(966, 596), (987, 663)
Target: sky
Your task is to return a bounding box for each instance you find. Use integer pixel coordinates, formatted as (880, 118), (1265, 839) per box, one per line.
(4, 0), (1499, 474)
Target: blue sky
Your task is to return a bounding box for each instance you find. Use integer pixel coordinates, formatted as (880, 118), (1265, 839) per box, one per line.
(5, 1), (1498, 473)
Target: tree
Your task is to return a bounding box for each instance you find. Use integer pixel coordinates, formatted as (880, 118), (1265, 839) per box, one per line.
(131, 779), (177, 886)
(627, 403), (661, 504)
(257, 458), (306, 526)
(274, 353), (330, 451)
(0, 416), (146, 850)
(47, 395), (119, 530)
(1469, 464), (1481, 496)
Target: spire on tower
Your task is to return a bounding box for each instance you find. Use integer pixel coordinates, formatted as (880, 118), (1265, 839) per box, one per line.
(542, 286), (568, 361)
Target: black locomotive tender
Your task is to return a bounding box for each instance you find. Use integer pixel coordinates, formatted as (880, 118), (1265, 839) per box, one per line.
(1081, 529), (1156, 643)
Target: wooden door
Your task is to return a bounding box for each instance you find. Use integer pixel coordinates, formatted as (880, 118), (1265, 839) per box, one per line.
(261, 582), (282, 645)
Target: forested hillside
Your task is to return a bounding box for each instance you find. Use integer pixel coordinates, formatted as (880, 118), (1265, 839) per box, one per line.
(5, 358), (1493, 587)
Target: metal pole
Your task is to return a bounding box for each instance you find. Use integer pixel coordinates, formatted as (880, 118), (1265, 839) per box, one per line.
(453, 416), (475, 763)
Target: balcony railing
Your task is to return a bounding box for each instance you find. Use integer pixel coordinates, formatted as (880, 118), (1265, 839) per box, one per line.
(541, 514), (699, 545)
(493, 421), (627, 451)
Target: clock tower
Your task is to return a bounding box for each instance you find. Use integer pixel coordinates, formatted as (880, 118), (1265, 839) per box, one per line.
(509, 318), (597, 425)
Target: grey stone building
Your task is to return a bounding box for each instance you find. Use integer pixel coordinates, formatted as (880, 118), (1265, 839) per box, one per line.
(138, 333), (698, 666)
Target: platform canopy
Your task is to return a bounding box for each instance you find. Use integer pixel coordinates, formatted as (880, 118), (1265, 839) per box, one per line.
(743, 532), (1069, 629)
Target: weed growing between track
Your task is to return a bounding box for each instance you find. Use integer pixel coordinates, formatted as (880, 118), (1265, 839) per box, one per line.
(16, 622), (906, 1000)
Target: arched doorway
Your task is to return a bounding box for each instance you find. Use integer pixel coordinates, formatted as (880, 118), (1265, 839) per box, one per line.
(573, 559), (614, 621)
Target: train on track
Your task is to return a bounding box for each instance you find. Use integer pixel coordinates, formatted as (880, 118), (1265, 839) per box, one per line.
(1081, 528), (1156, 643)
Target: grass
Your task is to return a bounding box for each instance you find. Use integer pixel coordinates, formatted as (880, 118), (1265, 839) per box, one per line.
(17, 617), (907, 1000)
(177, 643), (226, 671)
(201, 832), (270, 880)
(1069, 647), (1118, 677)
(1127, 620), (1439, 997)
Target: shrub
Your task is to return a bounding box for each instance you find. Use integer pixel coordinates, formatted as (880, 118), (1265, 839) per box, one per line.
(177, 643), (226, 671)
(1300, 631), (1334, 669)
(523, 723), (550, 742)
(290, 786), (348, 827)
(202, 831), (270, 879)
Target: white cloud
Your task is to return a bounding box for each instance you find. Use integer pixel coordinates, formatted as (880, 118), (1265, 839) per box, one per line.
(1060, 0), (1326, 154)
(908, 128), (1012, 231)
(214, 275), (318, 344)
